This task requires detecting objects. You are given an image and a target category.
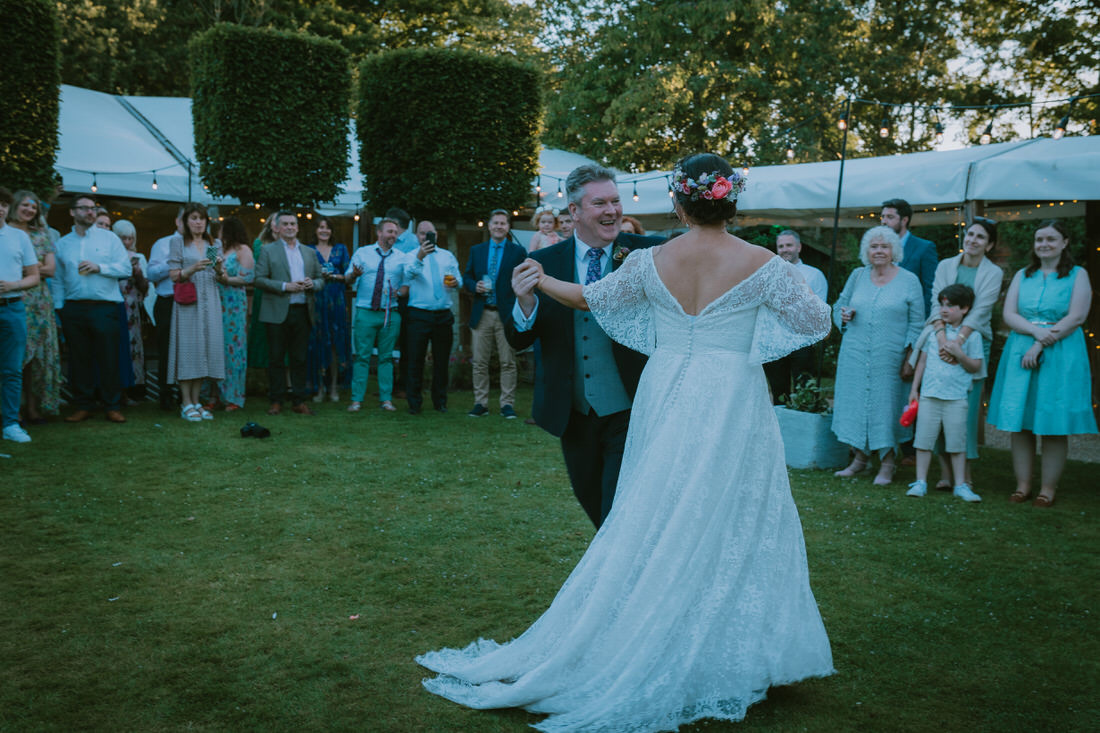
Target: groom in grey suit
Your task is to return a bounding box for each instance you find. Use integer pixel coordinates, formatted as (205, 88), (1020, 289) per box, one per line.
(255, 211), (324, 415)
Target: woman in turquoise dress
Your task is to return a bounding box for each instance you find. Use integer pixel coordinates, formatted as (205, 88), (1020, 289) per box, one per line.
(216, 217), (255, 410)
(306, 217), (350, 401)
(987, 220), (1096, 507)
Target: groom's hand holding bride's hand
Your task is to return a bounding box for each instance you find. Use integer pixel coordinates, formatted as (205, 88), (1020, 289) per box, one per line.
(512, 259), (544, 317)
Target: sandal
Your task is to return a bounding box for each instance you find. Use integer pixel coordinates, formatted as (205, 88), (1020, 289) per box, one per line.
(1033, 494), (1055, 508)
(873, 461), (897, 486)
(1009, 490), (1031, 503)
(834, 458), (869, 478)
(181, 404), (202, 423)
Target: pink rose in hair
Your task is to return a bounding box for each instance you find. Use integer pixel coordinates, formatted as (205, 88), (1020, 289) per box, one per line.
(710, 177), (733, 199)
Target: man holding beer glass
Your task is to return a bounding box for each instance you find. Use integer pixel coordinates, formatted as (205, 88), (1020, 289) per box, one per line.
(403, 220), (462, 414)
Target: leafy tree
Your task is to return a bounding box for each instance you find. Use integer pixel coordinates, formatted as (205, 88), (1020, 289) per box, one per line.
(191, 23), (351, 207)
(1, 0), (61, 194)
(357, 48), (541, 224)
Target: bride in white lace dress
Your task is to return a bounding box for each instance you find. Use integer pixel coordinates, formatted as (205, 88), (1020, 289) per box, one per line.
(417, 154), (835, 732)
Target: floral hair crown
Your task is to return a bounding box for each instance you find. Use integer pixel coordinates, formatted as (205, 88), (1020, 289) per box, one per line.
(671, 168), (747, 202)
(534, 205), (560, 217)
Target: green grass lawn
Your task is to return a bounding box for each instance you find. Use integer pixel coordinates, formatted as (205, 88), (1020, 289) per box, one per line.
(2, 387), (1096, 732)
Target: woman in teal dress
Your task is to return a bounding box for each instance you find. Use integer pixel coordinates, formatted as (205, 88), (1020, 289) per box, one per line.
(306, 216), (350, 401)
(216, 217), (254, 410)
(987, 220), (1096, 507)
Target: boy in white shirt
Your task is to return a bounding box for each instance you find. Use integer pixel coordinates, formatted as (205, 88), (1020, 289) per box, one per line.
(906, 284), (985, 502)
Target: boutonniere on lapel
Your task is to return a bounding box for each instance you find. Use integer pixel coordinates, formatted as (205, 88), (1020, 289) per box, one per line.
(612, 243), (631, 262)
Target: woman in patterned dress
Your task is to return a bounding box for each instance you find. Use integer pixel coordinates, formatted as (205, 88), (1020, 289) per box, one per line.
(831, 225), (925, 485)
(7, 191), (60, 421)
(167, 203), (225, 422)
(214, 217), (254, 410)
(112, 220), (148, 401)
(307, 216), (350, 401)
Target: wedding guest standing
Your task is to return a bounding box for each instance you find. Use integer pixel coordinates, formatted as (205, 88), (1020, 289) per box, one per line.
(987, 220), (1096, 507)
(403, 220), (461, 414)
(345, 218), (410, 413)
(255, 211), (324, 416)
(214, 217), (254, 411)
(7, 191), (60, 422)
(881, 198), (937, 316)
(55, 196), (131, 424)
(147, 208), (184, 410)
(765, 228), (828, 404)
(307, 216), (350, 402)
(920, 217), (1004, 489)
(557, 212), (574, 240)
(464, 209), (526, 418)
(0, 187), (40, 443)
(527, 205), (561, 251)
(112, 220), (148, 401)
(831, 225), (924, 485)
(167, 203), (225, 422)
(619, 215), (646, 235)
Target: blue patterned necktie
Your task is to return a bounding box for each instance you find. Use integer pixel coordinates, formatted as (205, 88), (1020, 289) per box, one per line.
(585, 247), (604, 284)
(487, 244), (501, 305)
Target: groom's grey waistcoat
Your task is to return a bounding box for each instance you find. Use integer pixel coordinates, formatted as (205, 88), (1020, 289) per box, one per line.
(572, 304), (631, 416)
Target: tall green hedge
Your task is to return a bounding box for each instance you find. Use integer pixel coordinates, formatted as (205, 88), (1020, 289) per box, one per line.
(190, 24), (350, 207)
(357, 49), (542, 219)
(0, 0), (60, 195)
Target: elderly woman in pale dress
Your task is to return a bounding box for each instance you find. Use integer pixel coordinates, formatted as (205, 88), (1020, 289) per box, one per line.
(831, 225), (925, 485)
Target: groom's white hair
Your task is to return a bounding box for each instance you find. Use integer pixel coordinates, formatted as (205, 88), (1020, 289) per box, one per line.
(565, 164), (618, 207)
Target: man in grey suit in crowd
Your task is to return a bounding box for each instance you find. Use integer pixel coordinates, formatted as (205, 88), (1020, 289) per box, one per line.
(255, 210), (324, 415)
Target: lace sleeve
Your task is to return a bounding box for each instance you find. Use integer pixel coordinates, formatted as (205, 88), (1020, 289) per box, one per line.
(749, 258), (832, 364)
(583, 248), (656, 355)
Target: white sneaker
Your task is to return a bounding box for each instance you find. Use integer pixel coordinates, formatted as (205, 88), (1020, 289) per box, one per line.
(953, 484), (982, 502)
(906, 479), (927, 497)
(2, 424), (31, 443)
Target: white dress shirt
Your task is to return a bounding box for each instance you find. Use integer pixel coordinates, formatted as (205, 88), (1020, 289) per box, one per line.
(55, 226), (130, 302)
(513, 234), (610, 331)
(793, 260), (829, 302)
(346, 244), (410, 310)
(282, 240), (307, 304)
(406, 247), (461, 311)
(147, 233), (179, 297)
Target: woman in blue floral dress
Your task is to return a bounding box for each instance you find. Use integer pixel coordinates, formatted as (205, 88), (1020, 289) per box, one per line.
(215, 217), (254, 410)
(307, 217), (350, 401)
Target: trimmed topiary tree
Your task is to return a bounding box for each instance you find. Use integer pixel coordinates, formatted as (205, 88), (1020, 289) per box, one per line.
(0, 0), (60, 195)
(191, 23), (350, 208)
(357, 48), (541, 221)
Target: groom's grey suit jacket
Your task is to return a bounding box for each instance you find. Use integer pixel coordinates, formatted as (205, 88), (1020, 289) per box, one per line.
(255, 240), (324, 325)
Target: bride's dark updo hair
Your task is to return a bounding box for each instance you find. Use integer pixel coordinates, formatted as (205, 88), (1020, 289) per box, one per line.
(672, 153), (743, 226)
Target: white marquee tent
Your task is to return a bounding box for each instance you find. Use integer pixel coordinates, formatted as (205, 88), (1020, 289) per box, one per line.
(56, 84), (1099, 225)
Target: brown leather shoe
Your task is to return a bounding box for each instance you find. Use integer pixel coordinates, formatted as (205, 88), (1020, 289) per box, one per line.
(267, 403), (282, 416)
(65, 410), (93, 423)
(105, 410), (127, 423)
(291, 403), (315, 416)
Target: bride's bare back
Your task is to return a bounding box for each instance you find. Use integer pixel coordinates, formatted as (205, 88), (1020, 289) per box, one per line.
(652, 230), (776, 316)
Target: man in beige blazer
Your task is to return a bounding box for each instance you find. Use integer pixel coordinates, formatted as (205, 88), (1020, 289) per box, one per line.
(255, 211), (324, 415)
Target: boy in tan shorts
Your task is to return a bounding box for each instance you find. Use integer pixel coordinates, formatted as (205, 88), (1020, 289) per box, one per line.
(906, 284), (985, 502)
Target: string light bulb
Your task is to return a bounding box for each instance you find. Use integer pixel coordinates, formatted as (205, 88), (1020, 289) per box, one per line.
(742, 166), (749, 176)
(934, 121), (945, 145)
(1053, 114), (1069, 140)
(254, 203), (261, 209)
(878, 116), (891, 138)
(785, 143), (795, 160)
(837, 111), (848, 131)
(151, 171), (158, 191)
(979, 121), (993, 145)
(353, 212), (360, 222)
(535, 177), (541, 193)
(632, 181), (639, 202)
(90, 173), (98, 193)
(556, 181), (563, 198)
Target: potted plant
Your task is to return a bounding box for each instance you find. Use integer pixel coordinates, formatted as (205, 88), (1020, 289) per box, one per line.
(774, 377), (849, 470)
